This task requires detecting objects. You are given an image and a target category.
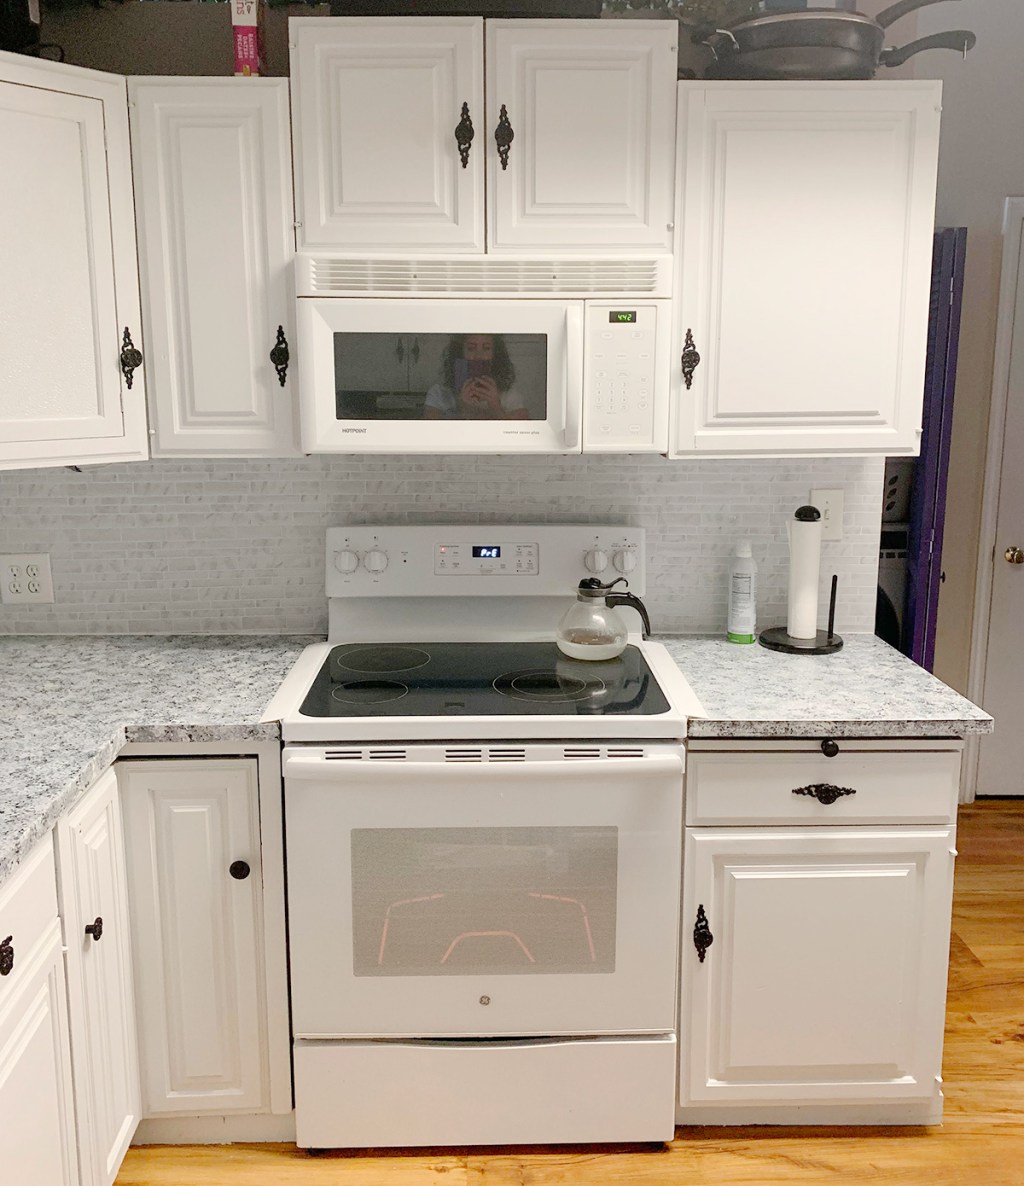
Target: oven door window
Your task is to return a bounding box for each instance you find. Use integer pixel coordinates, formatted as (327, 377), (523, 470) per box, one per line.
(334, 333), (549, 423)
(351, 826), (616, 977)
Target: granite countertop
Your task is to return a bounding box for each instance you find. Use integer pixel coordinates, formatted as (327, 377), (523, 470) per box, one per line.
(0, 632), (992, 890)
(0, 635), (315, 888)
(658, 633), (993, 740)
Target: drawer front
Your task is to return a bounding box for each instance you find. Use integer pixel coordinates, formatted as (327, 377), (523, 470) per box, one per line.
(686, 749), (961, 826)
(0, 835), (59, 1007)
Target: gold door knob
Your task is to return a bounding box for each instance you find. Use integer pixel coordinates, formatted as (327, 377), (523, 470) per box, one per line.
(1006, 547), (1024, 565)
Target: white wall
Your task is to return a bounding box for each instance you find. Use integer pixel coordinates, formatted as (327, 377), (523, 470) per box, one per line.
(908, 0), (1022, 692)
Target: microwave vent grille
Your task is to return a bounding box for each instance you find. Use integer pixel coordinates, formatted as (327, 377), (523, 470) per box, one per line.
(308, 257), (666, 296)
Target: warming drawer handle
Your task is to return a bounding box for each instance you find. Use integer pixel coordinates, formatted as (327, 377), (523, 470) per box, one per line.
(282, 752), (683, 783)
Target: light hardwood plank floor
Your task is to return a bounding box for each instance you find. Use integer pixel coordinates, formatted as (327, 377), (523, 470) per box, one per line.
(117, 800), (1024, 1186)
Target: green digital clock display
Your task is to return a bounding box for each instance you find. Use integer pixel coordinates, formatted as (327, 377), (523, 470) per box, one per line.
(609, 310), (637, 324)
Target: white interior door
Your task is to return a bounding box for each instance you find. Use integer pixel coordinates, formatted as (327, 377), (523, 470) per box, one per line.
(975, 199), (1024, 796)
(0, 54), (147, 468)
(285, 750), (683, 1038)
(290, 17), (485, 252)
(485, 21), (676, 253)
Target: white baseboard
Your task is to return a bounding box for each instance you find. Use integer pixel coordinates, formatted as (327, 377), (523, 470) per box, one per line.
(133, 1113), (297, 1145)
(676, 1096), (943, 1127)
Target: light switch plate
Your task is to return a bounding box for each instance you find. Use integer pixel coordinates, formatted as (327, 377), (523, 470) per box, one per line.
(0, 553), (54, 604)
(810, 490), (844, 542)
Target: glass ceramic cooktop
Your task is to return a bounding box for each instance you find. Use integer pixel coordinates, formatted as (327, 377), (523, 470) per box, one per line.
(298, 642), (671, 718)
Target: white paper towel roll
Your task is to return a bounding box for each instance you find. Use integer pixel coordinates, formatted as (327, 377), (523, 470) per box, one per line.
(787, 508), (822, 640)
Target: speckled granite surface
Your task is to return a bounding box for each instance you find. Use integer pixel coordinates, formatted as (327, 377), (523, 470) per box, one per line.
(660, 633), (993, 739)
(0, 632), (991, 890)
(0, 636), (316, 888)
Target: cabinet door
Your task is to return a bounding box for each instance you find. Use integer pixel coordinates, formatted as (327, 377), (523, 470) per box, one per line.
(486, 21), (676, 254)
(129, 79), (300, 457)
(671, 83), (941, 456)
(0, 53), (147, 470)
(0, 933), (79, 1186)
(290, 18), (485, 252)
(680, 826), (955, 1106)
(120, 759), (269, 1115)
(56, 768), (139, 1186)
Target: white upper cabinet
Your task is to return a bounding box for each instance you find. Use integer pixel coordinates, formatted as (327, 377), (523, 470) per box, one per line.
(485, 21), (676, 253)
(290, 17), (677, 255)
(129, 79), (300, 456)
(670, 82), (941, 457)
(0, 52), (148, 470)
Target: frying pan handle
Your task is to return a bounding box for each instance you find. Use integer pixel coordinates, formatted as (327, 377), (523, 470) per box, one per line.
(880, 28), (976, 67)
(875, 0), (961, 32)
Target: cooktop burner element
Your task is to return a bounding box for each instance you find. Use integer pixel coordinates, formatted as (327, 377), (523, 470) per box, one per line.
(494, 670), (605, 703)
(334, 645), (431, 674)
(299, 642), (670, 719)
(330, 680), (410, 705)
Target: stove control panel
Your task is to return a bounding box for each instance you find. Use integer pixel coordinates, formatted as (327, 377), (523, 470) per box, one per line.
(326, 525), (645, 597)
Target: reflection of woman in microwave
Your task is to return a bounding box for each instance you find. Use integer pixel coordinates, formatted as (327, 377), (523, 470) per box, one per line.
(423, 334), (529, 420)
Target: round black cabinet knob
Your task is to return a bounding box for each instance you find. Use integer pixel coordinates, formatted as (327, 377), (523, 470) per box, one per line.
(229, 860), (251, 880)
(821, 738), (840, 758)
(85, 916), (103, 941)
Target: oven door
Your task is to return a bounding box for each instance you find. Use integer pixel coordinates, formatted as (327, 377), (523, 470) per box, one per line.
(284, 746), (683, 1038)
(297, 298), (583, 454)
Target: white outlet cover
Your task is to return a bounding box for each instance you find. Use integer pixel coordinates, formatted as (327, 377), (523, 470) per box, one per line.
(0, 553), (55, 604)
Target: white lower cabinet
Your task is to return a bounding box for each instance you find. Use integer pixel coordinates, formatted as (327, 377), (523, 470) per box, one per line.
(0, 837), (80, 1186)
(119, 758), (275, 1116)
(679, 742), (960, 1117)
(56, 768), (139, 1186)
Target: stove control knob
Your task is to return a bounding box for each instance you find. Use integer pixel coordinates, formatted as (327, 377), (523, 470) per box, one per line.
(584, 548), (608, 574)
(613, 549), (638, 575)
(333, 549), (360, 574)
(364, 549), (389, 574)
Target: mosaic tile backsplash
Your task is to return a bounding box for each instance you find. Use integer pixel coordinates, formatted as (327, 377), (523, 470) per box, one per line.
(0, 454), (884, 636)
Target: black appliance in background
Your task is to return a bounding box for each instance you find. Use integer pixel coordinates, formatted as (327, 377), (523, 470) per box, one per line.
(875, 227), (967, 671)
(0, 0), (39, 54)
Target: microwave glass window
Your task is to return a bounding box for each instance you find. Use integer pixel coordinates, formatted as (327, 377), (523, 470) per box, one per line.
(333, 333), (548, 422)
(350, 825), (618, 977)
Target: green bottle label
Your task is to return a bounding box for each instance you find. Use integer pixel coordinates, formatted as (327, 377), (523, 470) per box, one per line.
(727, 631), (755, 645)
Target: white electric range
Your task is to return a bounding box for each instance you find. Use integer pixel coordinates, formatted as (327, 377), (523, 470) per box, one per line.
(264, 525), (704, 1150)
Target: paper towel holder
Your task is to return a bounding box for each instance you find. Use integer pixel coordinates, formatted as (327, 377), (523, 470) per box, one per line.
(759, 573), (844, 655)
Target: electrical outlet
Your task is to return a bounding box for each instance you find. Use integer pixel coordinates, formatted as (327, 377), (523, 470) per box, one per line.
(0, 554), (55, 604)
(810, 490), (844, 542)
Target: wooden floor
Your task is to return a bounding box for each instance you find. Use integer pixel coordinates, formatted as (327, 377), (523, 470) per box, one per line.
(117, 801), (1024, 1186)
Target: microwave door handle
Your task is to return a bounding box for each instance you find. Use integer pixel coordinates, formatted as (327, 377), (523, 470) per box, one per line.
(562, 305), (584, 451)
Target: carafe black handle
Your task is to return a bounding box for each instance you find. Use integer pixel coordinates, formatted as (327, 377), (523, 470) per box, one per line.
(606, 592), (651, 639)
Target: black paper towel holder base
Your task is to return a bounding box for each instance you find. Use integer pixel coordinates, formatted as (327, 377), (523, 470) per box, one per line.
(758, 574), (844, 656)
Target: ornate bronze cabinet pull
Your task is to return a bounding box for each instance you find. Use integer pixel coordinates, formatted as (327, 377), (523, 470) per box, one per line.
(494, 104), (514, 171)
(792, 783), (857, 805)
(120, 327), (143, 390)
(0, 936), (12, 976)
(455, 101), (474, 168)
(270, 326), (290, 387)
(85, 916), (103, 941)
(693, 904), (713, 963)
(680, 328), (701, 390)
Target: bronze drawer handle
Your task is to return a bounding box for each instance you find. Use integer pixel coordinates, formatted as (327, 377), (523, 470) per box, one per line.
(793, 783), (857, 806)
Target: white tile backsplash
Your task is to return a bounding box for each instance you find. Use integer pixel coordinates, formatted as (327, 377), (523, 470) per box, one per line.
(0, 454), (883, 636)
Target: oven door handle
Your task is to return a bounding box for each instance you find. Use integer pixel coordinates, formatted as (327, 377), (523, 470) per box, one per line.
(282, 753), (683, 784)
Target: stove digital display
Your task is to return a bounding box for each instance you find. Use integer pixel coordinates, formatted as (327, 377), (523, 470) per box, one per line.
(472, 546), (501, 558)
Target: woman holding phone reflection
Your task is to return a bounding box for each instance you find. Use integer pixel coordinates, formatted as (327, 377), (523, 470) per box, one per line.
(423, 334), (529, 420)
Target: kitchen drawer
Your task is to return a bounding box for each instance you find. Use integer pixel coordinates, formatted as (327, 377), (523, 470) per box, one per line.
(685, 747), (961, 826)
(0, 835), (60, 1008)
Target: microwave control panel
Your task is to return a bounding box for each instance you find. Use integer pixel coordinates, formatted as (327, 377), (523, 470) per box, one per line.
(583, 303), (670, 453)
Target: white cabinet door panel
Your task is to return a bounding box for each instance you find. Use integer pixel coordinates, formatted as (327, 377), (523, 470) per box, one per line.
(291, 18), (485, 252)
(120, 759), (268, 1115)
(130, 79), (299, 456)
(0, 53), (147, 469)
(681, 826), (955, 1105)
(0, 931), (79, 1186)
(57, 768), (139, 1186)
(672, 83), (940, 455)
(486, 22), (676, 253)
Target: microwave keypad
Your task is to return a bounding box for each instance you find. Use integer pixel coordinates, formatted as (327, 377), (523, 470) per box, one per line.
(586, 305), (658, 448)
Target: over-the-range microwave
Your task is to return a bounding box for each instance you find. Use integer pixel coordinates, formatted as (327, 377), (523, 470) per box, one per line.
(295, 255), (673, 454)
